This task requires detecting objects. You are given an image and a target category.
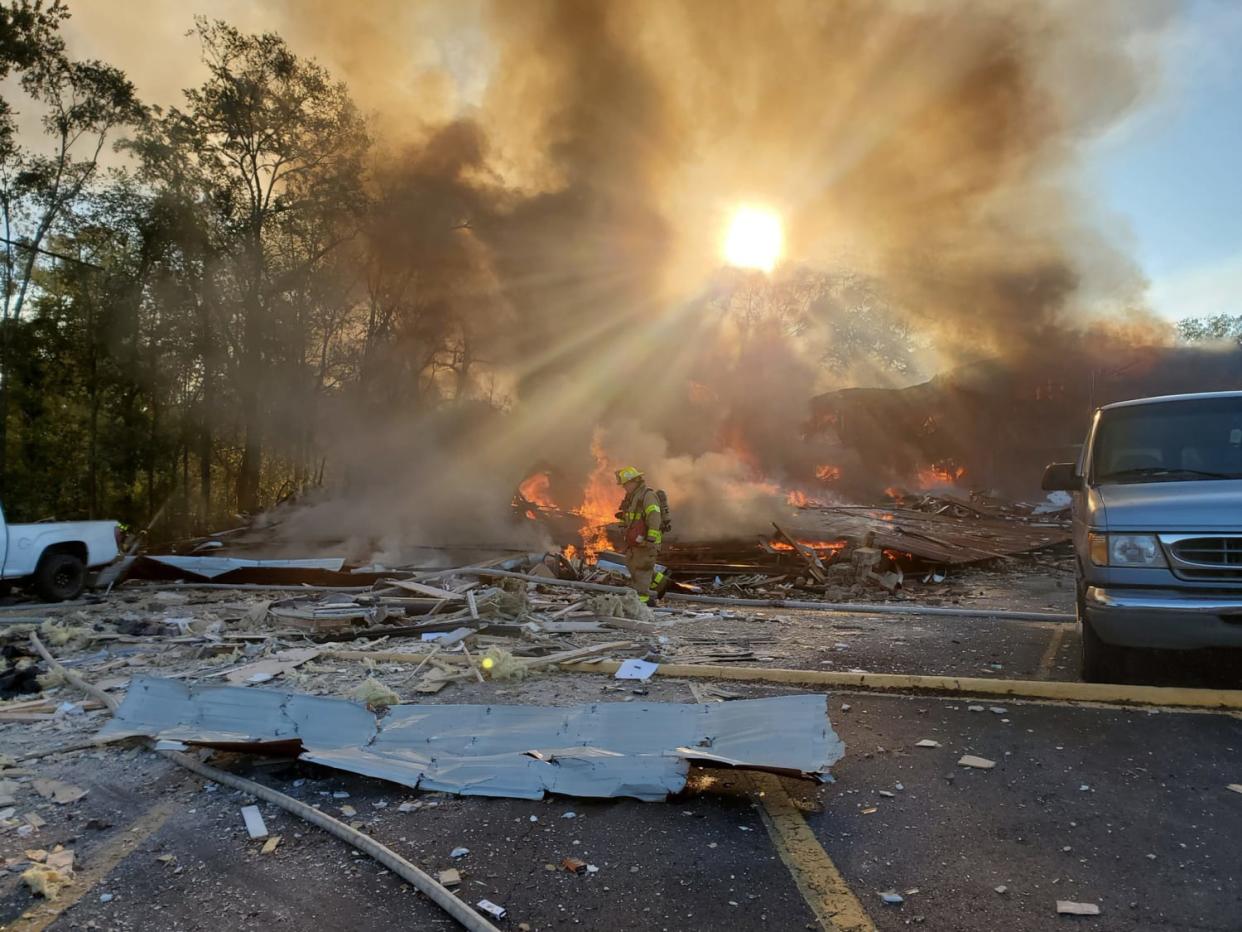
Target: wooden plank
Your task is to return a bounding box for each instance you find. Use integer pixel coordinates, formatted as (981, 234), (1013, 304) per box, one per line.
(382, 579), (465, 600)
(771, 522), (827, 582)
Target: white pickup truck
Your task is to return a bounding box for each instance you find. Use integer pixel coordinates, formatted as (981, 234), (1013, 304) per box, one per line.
(0, 504), (120, 601)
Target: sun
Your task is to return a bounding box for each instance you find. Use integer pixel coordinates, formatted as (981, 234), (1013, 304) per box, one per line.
(723, 206), (783, 273)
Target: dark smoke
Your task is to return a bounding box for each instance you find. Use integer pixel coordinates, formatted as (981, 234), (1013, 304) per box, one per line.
(73, 0), (1185, 554)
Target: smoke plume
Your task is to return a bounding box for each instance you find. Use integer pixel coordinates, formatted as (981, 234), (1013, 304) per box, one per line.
(65, 0), (1183, 555)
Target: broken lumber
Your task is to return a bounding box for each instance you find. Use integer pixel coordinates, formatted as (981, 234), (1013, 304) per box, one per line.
(381, 579), (465, 600)
(771, 522), (827, 582)
(326, 640), (633, 669)
(444, 567), (1074, 622)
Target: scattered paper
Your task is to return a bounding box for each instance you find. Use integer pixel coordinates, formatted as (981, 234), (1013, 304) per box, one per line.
(614, 659), (659, 681)
(438, 868), (461, 888)
(915, 739), (941, 749)
(1056, 901), (1100, 916)
(958, 755), (996, 770)
(1227, 784), (1242, 795)
(240, 805), (268, 840)
(260, 836), (281, 855)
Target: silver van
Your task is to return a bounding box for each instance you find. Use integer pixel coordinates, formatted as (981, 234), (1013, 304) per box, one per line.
(1043, 391), (1242, 682)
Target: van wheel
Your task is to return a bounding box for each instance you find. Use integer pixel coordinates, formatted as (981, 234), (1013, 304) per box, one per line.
(1080, 614), (1120, 682)
(33, 553), (86, 602)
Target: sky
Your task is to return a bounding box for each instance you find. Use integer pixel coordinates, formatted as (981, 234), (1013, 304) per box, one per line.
(34, 1), (1242, 326)
(1086, 0), (1242, 321)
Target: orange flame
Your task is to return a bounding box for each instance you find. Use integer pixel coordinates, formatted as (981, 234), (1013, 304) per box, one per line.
(770, 538), (847, 554)
(787, 489), (810, 507)
(572, 434), (620, 557)
(519, 471), (556, 508)
(815, 464), (841, 482)
(916, 464), (966, 488)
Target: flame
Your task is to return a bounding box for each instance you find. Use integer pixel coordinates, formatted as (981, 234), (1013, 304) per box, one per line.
(815, 464), (841, 482)
(770, 538), (847, 554)
(916, 464), (966, 488)
(572, 433), (620, 557)
(884, 486), (905, 499)
(563, 544), (579, 562)
(787, 489), (810, 507)
(519, 471), (556, 508)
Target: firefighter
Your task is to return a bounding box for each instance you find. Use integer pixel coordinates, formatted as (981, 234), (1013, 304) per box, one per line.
(614, 465), (668, 603)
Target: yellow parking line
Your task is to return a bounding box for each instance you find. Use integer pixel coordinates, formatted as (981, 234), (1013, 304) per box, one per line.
(746, 772), (876, 932)
(561, 660), (1242, 711)
(1037, 626), (1068, 679)
(15, 796), (179, 930)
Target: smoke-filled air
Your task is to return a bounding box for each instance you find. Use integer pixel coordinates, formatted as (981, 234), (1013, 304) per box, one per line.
(3, 0), (1210, 560)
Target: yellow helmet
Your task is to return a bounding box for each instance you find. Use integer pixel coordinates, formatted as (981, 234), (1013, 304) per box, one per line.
(615, 465), (643, 485)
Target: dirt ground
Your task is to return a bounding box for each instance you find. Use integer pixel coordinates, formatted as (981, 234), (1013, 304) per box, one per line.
(2, 560), (1241, 931)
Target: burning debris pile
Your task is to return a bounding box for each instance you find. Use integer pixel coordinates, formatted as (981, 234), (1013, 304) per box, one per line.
(511, 467), (1069, 601)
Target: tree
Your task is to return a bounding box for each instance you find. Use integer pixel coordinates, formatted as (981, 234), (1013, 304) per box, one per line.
(0, 4), (142, 493)
(1177, 314), (1242, 344)
(130, 19), (367, 513)
(0, 0), (68, 151)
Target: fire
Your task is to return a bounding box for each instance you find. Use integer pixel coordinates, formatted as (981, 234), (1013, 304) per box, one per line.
(884, 486), (904, 499)
(518, 471), (556, 508)
(563, 544), (579, 562)
(770, 538), (847, 554)
(787, 489), (810, 508)
(572, 433), (620, 557)
(916, 464), (966, 488)
(815, 464), (841, 482)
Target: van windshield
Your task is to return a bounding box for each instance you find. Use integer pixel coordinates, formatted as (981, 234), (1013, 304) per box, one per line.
(1093, 397), (1242, 483)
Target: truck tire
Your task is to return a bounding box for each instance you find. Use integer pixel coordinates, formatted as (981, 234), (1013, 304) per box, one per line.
(33, 553), (86, 602)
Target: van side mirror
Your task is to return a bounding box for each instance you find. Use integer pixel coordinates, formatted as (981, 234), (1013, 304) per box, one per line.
(1041, 462), (1080, 492)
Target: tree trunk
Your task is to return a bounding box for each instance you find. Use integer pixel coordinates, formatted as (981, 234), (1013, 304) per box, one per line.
(236, 228), (264, 515)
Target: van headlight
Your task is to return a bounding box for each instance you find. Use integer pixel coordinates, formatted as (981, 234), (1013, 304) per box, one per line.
(1089, 532), (1166, 567)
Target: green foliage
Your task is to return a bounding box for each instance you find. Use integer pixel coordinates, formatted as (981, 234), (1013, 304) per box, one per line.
(1177, 314), (1242, 344)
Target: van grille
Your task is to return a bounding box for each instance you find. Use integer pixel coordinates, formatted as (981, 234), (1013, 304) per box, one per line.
(1165, 536), (1242, 581)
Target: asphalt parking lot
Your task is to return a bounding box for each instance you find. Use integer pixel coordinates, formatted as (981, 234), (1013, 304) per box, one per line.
(3, 567), (1241, 931)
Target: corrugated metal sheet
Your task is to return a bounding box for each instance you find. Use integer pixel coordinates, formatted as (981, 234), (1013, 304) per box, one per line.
(101, 677), (843, 802)
(145, 555), (347, 579)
